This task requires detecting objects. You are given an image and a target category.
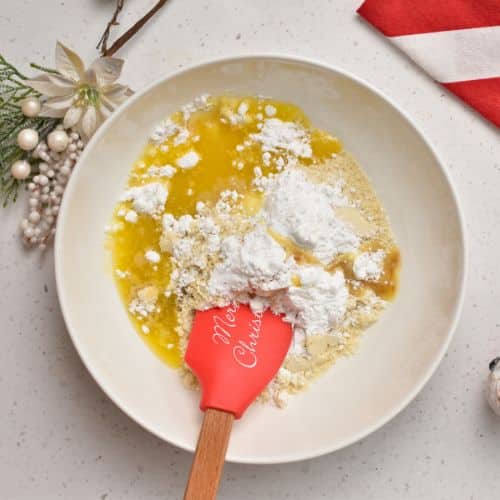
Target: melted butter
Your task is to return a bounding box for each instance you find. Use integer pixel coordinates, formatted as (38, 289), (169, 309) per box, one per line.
(271, 227), (400, 300)
(241, 191), (264, 216)
(367, 245), (401, 300)
(108, 216), (181, 366)
(108, 95), (395, 367)
(327, 244), (401, 300)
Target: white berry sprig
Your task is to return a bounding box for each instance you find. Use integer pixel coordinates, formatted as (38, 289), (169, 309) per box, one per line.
(20, 126), (84, 249)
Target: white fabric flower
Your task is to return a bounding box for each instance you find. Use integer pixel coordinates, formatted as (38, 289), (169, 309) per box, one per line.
(27, 42), (132, 138)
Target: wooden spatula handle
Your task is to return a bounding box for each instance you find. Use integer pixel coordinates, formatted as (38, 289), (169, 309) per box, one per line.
(184, 408), (235, 500)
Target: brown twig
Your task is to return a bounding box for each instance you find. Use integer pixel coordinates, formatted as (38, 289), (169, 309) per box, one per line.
(97, 0), (125, 55)
(98, 0), (170, 57)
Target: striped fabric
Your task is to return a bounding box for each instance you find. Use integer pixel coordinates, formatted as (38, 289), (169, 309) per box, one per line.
(358, 0), (500, 127)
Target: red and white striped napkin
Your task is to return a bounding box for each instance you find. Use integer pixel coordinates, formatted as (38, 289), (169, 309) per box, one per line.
(357, 0), (500, 127)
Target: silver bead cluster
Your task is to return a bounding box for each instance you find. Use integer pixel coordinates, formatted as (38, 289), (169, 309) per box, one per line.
(20, 126), (84, 249)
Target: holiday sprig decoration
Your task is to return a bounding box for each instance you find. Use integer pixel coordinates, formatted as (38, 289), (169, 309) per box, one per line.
(0, 55), (59, 206)
(0, 43), (132, 248)
(0, 0), (169, 250)
(10, 42), (132, 249)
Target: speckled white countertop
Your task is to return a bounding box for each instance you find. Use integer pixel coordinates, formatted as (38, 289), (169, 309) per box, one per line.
(1, 1), (499, 498)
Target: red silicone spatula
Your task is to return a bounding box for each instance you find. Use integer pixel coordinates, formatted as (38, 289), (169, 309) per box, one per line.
(183, 303), (292, 500)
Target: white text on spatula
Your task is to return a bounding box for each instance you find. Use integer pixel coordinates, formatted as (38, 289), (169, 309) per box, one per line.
(232, 311), (263, 369)
(211, 305), (263, 369)
(212, 303), (239, 344)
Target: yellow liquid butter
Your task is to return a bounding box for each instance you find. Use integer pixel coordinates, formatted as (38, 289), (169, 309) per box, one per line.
(108, 95), (394, 367)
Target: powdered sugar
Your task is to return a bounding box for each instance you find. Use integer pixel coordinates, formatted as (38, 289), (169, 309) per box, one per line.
(181, 93), (211, 121)
(207, 225), (349, 342)
(176, 214), (194, 233)
(261, 168), (359, 263)
(250, 118), (312, 158)
(115, 269), (129, 279)
(124, 210), (138, 223)
(150, 94), (211, 143)
(129, 298), (155, 317)
(353, 250), (385, 281)
(173, 238), (194, 260)
(176, 151), (200, 169)
(264, 104), (277, 117)
(150, 118), (180, 144)
(121, 183), (168, 216)
(215, 190), (241, 213)
(128, 286), (158, 317)
(238, 101), (249, 117)
(282, 266), (348, 335)
(145, 250), (161, 263)
(208, 227), (293, 297)
(174, 128), (190, 146)
(148, 164), (176, 178)
(153, 166), (359, 346)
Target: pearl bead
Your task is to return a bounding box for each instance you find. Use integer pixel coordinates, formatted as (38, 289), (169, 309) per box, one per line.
(20, 219), (29, 230)
(10, 160), (31, 180)
(24, 228), (34, 238)
(38, 175), (49, 186)
(41, 194), (49, 203)
(21, 97), (41, 117)
(60, 165), (71, 176)
(47, 130), (69, 153)
(17, 128), (39, 151)
(29, 197), (38, 207)
(38, 163), (48, 173)
(29, 211), (41, 223)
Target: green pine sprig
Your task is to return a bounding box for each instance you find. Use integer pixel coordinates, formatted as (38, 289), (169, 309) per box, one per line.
(0, 55), (59, 206)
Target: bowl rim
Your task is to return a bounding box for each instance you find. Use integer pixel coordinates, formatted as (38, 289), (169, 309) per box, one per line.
(55, 53), (468, 464)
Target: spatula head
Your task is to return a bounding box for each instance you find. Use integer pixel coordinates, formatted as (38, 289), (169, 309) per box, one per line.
(185, 303), (293, 419)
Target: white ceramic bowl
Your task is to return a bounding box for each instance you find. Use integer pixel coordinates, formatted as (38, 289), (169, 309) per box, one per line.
(55, 56), (466, 464)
